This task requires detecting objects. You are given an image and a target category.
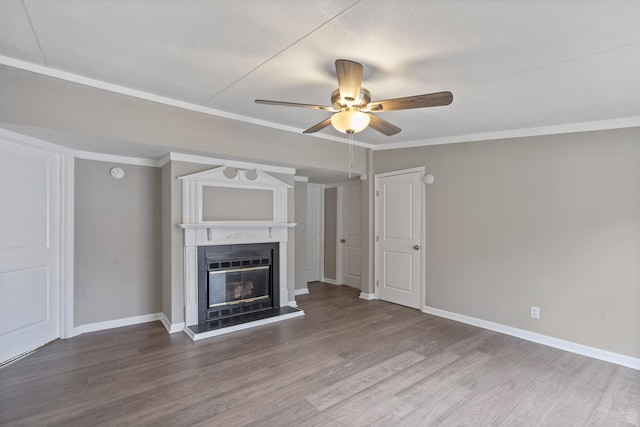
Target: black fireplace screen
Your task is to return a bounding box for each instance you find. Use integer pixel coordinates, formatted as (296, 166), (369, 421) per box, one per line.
(208, 265), (270, 307)
(198, 243), (279, 324)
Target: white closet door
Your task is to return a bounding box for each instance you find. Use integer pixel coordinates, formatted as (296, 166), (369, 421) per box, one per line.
(0, 138), (61, 363)
(339, 181), (362, 288)
(376, 169), (422, 309)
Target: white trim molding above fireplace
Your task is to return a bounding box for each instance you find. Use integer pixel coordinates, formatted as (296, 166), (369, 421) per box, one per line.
(178, 165), (298, 337)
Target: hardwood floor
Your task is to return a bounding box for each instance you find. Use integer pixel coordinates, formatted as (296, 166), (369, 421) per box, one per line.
(1, 282), (638, 426)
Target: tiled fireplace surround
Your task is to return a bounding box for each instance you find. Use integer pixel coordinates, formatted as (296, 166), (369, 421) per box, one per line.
(179, 166), (303, 340)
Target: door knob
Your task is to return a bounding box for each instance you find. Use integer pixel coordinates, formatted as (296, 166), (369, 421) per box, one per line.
(413, 245), (420, 250)
(341, 239), (346, 243)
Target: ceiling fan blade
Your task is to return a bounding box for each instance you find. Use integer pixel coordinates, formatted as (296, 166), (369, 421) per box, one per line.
(255, 99), (336, 112)
(368, 91), (453, 112)
(303, 117), (333, 134)
(368, 114), (401, 136)
(335, 59), (363, 102)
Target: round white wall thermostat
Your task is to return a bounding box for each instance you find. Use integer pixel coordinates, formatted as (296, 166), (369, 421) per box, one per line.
(110, 167), (125, 179)
(424, 174), (435, 184)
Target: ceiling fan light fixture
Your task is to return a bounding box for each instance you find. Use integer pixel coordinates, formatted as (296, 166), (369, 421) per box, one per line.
(331, 109), (370, 134)
(256, 59), (452, 137)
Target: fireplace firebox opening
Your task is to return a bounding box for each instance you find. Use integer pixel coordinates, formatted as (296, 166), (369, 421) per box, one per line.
(198, 243), (279, 325)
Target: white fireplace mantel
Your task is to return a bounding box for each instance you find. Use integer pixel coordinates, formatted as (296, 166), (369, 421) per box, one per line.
(178, 166), (298, 334)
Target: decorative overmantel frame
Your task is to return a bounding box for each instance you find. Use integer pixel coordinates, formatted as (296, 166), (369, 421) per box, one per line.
(180, 166), (290, 224)
(178, 166), (296, 332)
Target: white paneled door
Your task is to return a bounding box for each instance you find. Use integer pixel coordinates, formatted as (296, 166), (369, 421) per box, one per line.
(376, 169), (423, 309)
(338, 181), (362, 288)
(0, 137), (61, 364)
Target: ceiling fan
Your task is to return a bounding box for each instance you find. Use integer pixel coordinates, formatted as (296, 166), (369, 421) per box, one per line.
(255, 59), (453, 136)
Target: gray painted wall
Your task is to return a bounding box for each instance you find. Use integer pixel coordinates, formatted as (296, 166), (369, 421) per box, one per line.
(324, 187), (337, 280)
(373, 127), (640, 358)
(74, 159), (161, 326)
(202, 187), (273, 221)
(294, 180), (308, 291)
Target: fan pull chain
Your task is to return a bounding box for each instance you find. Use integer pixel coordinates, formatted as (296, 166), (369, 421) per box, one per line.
(349, 132), (354, 178)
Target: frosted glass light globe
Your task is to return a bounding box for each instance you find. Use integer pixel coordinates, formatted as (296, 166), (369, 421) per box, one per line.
(331, 110), (370, 134)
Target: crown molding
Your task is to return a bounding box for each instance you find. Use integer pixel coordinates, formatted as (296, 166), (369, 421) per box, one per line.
(62, 150), (299, 174)
(74, 150), (161, 167)
(168, 152), (295, 175)
(374, 116), (640, 151)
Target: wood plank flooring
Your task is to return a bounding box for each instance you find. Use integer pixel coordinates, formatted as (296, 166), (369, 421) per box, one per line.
(1, 282), (638, 426)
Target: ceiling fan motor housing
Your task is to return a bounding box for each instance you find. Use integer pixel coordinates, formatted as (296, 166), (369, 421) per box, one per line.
(332, 88), (371, 110)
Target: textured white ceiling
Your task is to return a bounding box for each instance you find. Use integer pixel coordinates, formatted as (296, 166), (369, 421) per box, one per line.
(2, 0), (640, 150)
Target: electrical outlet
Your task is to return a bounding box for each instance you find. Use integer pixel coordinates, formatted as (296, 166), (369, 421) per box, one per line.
(530, 306), (540, 319)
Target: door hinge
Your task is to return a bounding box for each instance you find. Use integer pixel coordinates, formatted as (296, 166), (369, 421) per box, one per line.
(376, 235), (379, 242)
(376, 190), (379, 197)
(376, 280), (379, 287)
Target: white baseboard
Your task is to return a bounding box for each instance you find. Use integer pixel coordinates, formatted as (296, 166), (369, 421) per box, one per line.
(295, 288), (309, 296)
(322, 278), (338, 285)
(160, 313), (186, 334)
(288, 300), (298, 308)
(359, 292), (376, 300)
(73, 313), (162, 337)
(422, 305), (640, 371)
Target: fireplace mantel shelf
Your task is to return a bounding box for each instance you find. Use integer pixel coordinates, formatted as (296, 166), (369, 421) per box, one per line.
(178, 221), (296, 242)
(178, 222), (296, 229)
